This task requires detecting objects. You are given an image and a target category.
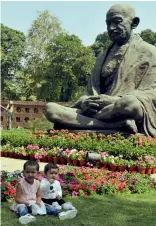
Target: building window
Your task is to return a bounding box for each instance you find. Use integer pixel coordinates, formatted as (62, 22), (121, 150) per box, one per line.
(16, 107), (21, 113)
(25, 108), (30, 113)
(34, 108), (38, 113)
(24, 117), (29, 123)
(16, 117), (20, 122)
(1, 116), (3, 121)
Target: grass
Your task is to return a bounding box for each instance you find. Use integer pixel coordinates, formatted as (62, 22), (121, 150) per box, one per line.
(1, 192), (156, 226)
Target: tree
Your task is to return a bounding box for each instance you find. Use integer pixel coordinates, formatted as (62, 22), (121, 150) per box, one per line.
(24, 10), (64, 100)
(1, 24), (26, 99)
(140, 29), (156, 46)
(40, 33), (95, 102)
(91, 32), (111, 57)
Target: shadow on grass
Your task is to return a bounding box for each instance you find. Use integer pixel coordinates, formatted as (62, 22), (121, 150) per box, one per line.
(1, 194), (156, 226)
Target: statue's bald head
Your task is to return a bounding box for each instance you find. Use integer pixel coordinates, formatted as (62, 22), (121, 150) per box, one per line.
(107, 4), (136, 21)
(106, 4), (139, 44)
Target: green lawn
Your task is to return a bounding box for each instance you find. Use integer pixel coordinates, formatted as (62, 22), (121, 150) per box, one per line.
(1, 192), (156, 226)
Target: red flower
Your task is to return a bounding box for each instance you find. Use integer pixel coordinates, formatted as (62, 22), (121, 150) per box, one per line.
(80, 184), (86, 190)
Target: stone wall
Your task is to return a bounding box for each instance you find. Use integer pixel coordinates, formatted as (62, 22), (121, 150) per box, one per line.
(1, 100), (71, 129)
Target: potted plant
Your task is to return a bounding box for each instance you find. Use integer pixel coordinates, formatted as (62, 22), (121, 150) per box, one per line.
(100, 152), (109, 168)
(2, 144), (11, 157)
(52, 147), (61, 164)
(34, 152), (42, 162)
(38, 148), (48, 162)
(69, 149), (79, 166)
(137, 160), (146, 174)
(151, 160), (156, 174)
(18, 146), (27, 159)
(77, 150), (86, 166)
(145, 160), (154, 175)
(8, 148), (14, 158)
(63, 148), (72, 165)
(26, 144), (39, 160)
(47, 149), (53, 162)
(143, 155), (156, 174)
(42, 149), (48, 162)
(59, 149), (68, 165)
(14, 147), (21, 159)
(127, 160), (137, 173)
(106, 156), (117, 172)
(153, 157), (156, 174)
(116, 157), (128, 172)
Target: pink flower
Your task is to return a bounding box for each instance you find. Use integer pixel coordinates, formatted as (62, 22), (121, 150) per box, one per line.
(70, 179), (77, 184)
(72, 191), (79, 197)
(26, 144), (33, 149)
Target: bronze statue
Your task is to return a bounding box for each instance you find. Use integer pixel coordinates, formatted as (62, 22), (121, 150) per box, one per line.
(45, 4), (156, 136)
(1, 101), (14, 130)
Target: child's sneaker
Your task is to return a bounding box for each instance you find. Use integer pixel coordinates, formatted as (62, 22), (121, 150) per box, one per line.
(62, 202), (76, 210)
(19, 214), (36, 225)
(59, 209), (77, 220)
(52, 201), (62, 211)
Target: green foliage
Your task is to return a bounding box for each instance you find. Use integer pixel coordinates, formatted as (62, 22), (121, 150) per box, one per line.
(25, 118), (54, 133)
(27, 10), (63, 56)
(130, 176), (154, 194)
(140, 29), (156, 46)
(91, 29), (156, 57)
(15, 10), (95, 102)
(91, 31), (111, 56)
(1, 129), (36, 147)
(1, 130), (156, 158)
(1, 24), (26, 100)
(23, 10), (64, 100)
(97, 184), (117, 195)
(42, 33), (95, 101)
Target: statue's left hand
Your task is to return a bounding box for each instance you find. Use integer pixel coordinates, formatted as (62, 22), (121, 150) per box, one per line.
(81, 99), (101, 116)
(88, 95), (121, 107)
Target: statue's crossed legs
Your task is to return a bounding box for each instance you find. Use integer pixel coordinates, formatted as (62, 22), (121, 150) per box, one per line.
(45, 95), (143, 134)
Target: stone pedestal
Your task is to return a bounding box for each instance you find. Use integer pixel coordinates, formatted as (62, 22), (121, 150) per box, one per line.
(68, 129), (144, 138)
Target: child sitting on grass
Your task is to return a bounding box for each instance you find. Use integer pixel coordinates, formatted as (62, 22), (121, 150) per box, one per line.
(10, 160), (46, 225)
(40, 163), (77, 220)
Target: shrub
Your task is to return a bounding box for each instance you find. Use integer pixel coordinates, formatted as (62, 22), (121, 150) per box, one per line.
(25, 118), (54, 133)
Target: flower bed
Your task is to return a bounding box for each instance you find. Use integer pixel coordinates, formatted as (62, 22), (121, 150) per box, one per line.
(1, 167), (156, 202)
(1, 129), (156, 174)
(1, 130), (156, 158)
(1, 144), (156, 174)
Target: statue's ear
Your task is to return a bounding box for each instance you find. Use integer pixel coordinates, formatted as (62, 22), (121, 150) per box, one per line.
(131, 17), (140, 29)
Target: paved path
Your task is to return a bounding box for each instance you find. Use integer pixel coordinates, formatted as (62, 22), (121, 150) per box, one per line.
(1, 157), (48, 172)
(1, 157), (156, 181)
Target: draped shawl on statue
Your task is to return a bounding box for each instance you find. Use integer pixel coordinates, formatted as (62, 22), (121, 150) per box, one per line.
(74, 34), (156, 136)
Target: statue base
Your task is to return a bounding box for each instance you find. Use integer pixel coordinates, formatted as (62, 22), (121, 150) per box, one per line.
(53, 124), (144, 137)
(67, 129), (144, 138)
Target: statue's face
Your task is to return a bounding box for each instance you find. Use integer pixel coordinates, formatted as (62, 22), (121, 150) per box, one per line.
(106, 12), (132, 44)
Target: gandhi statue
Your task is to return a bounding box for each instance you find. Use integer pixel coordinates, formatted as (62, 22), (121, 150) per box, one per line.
(45, 4), (156, 136)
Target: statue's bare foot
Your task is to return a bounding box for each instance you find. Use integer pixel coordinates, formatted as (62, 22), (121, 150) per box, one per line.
(117, 119), (138, 134)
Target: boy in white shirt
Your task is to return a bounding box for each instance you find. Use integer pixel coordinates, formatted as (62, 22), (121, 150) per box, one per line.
(40, 163), (77, 220)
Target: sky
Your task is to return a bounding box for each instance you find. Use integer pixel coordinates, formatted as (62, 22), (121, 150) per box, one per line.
(1, 1), (156, 46)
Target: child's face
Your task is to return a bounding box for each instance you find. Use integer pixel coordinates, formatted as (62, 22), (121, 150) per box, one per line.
(45, 168), (58, 182)
(23, 166), (38, 184)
